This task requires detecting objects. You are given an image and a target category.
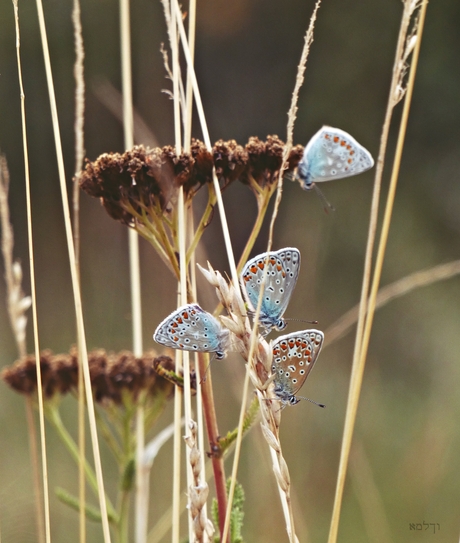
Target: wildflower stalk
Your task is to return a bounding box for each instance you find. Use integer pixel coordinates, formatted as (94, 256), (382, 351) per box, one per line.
(237, 179), (278, 272)
(186, 185), (217, 264)
(197, 352), (229, 538)
(45, 404), (118, 522)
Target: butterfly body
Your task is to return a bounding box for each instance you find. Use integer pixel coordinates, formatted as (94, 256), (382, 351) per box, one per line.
(241, 248), (301, 333)
(153, 303), (230, 359)
(271, 329), (324, 406)
(298, 126), (374, 190)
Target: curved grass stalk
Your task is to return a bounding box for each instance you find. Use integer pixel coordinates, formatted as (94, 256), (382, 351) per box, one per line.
(325, 259), (460, 347)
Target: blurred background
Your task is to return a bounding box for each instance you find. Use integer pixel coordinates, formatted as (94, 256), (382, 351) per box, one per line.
(0, 0), (460, 541)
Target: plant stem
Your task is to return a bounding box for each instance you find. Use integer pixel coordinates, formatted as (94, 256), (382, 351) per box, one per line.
(186, 184), (217, 265)
(46, 405), (118, 522)
(197, 352), (228, 540)
(237, 184), (276, 272)
(117, 489), (131, 543)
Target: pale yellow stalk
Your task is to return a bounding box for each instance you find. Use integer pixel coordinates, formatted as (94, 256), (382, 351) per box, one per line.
(168, 5), (186, 542)
(34, 0), (112, 539)
(119, 3), (146, 542)
(13, 3), (51, 542)
(327, 2), (429, 542)
(71, 1), (86, 540)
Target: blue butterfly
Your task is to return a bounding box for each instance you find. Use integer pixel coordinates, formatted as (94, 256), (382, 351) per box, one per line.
(241, 247), (300, 333)
(298, 126), (374, 190)
(271, 329), (324, 406)
(154, 304), (231, 359)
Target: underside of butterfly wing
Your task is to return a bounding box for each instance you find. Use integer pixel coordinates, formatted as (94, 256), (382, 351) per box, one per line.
(241, 248), (300, 331)
(154, 303), (230, 357)
(271, 329), (324, 404)
(298, 126), (374, 188)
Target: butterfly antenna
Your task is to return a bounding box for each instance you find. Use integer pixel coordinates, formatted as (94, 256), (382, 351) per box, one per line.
(283, 170), (295, 183)
(299, 396), (326, 408)
(313, 184), (335, 213)
(284, 317), (319, 326)
(199, 356), (214, 384)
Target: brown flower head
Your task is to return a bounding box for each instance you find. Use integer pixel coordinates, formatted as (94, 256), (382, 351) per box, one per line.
(79, 138), (305, 226)
(78, 144), (212, 226)
(2, 348), (175, 405)
(213, 139), (248, 187)
(2, 350), (78, 398)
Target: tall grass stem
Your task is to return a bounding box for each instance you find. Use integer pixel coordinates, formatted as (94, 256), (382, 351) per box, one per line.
(13, 3), (51, 542)
(35, 0), (113, 538)
(327, 2), (428, 542)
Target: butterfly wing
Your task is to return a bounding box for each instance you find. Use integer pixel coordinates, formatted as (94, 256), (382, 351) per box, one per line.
(241, 247), (301, 331)
(272, 329), (324, 404)
(298, 126), (374, 188)
(154, 303), (229, 357)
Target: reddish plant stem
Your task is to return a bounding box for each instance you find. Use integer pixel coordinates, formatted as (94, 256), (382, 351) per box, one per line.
(197, 352), (229, 542)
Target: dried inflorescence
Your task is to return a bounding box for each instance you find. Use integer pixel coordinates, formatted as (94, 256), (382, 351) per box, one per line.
(198, 262), (295, 506)
(2, 348), (176, 404)
(185, 420), (215, 542)
(240, 136), (302, 189)
(78, 137), (304, 225)
(197, 262), (274, 400)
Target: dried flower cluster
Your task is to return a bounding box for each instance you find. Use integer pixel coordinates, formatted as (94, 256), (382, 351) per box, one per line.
(2, 348), (175, 404)
(78, 137), (304, 225)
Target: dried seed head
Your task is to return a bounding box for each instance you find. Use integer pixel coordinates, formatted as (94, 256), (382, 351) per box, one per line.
(78, 144), (210, 225)
(79, 138), (304, 227)
(213, 139), (248, 186)
(1, 348), (175, 405)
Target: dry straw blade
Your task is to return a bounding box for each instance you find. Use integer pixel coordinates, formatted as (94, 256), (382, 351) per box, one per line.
(327, 2), (429, 542)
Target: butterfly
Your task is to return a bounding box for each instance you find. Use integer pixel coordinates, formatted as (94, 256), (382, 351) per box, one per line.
(297, 126), (374, 190)
(271, 329), (324, 406)
(241, 247), (301, 333)
(153, 303), (231, 359)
